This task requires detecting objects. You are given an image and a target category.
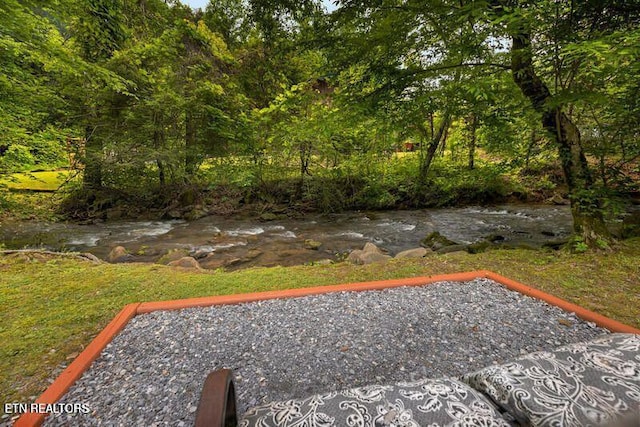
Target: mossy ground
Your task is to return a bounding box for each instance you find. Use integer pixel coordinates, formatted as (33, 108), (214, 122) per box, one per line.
(0, 171), (73, 221)
(1, 241), (639, 411)
(0, 171), (71, 192)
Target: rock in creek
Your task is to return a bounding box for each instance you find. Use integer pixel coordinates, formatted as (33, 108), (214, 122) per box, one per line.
(107, 246), (133, 263)
(156, 249), (190, 265)
(167, 256), (202, 270)
(304, 239), (323, 250)
(420, 231), (458, 251)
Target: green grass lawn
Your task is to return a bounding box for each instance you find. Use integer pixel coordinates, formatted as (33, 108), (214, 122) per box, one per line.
(1, 242), (639, 410)
(0, 170), (72, 191)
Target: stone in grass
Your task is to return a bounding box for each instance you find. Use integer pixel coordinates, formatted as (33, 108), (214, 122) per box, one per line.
(395, 247), (430, 258)
(168, 256), (202, 270)
(347, 242), (392, 265)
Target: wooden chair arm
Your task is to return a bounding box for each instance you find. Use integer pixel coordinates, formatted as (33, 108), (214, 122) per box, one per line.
(195, 369), (238, 427)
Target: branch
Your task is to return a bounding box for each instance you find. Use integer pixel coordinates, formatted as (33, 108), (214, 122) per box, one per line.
(415, 62), (512, 72)
(0, 250), (102, 263)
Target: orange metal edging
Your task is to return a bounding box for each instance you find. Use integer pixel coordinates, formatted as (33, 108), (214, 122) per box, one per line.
(482, 270), (640, 334)
(135, 271), (484, 313)
(14, 270), (639, 426)
(14, 303), (140, 427)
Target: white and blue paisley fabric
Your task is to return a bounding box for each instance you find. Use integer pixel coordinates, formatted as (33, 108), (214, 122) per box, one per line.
(462, 333), (640, 427)
(239, 378), (515, 427)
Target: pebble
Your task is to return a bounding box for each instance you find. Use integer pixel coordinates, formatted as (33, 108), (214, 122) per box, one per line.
(42, 278), (609, 426)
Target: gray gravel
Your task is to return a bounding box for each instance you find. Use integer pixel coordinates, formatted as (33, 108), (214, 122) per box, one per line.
(43, 278), (608, 426)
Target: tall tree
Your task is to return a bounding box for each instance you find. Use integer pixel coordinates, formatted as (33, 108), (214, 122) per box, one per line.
(325, 0), (640, 246)
(496, 1), (640, 245)
(70, 0), (128, 190)
(0, 0), (113, 181)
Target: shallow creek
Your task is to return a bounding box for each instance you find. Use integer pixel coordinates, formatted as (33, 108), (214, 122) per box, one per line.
(0, 205), (574, 269)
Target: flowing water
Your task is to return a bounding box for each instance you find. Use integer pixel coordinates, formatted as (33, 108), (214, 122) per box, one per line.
(0, 205), (573, 268)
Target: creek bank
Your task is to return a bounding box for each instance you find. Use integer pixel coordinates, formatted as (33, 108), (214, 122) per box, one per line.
(103, 231), (563, 272)
(58, 168), (570, 222)
(13, 204), (640, 272)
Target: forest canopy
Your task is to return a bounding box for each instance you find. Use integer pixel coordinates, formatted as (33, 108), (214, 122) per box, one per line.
(1, 0), (639, 248)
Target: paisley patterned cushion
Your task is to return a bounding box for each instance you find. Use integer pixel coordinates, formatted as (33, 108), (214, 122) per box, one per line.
(239, 378), (514, 427)
(462, 333), (640, 427)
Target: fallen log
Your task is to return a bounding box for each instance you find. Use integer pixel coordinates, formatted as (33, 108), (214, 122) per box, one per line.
(0, 249), (102, 263)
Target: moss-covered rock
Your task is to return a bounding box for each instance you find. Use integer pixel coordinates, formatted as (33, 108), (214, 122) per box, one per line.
(466, 241), (493, 254)
(435, 244), (467, 254)
(259, 212), (279, 221)
(157, 248), (190, 265)
(304, 239), (323, 250)
(420, 232), (458, 251)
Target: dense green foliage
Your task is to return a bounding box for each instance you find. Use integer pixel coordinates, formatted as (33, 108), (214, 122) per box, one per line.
(1, 0), (638, 245)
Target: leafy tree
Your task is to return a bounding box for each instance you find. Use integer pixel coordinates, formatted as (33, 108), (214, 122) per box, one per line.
(0, 0), (83, 179)
(324, 0), (640, 246)
(495, 0), (640, 245)
(66, 0), (130, 189)
(203, 0), (252, 48)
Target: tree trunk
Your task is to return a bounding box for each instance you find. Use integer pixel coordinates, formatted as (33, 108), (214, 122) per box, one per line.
(524, 129), (536, 169)
(440, 122), (449, 156)
(83, 125), (102, 190)
(153, 112), (166, 186)
(429, 112), (434, 140)
(468, 113), (477, 170)
(510, 29), (610, 246)
(419, 112), (450, 182)
(185, 109), (197, 179)
(157, 160), (166, 186)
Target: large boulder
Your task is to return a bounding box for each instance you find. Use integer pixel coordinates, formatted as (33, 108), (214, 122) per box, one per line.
(360, 251), (392, 264)
(198, 254), (226, 270)
(395, 247), (430, 259)
(107, 246), (132, 263)
(420, 232), (458, 251)
(347, 243), (392, 265)
(168, 256), (202, 270)
(362, 242), (382, 253)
